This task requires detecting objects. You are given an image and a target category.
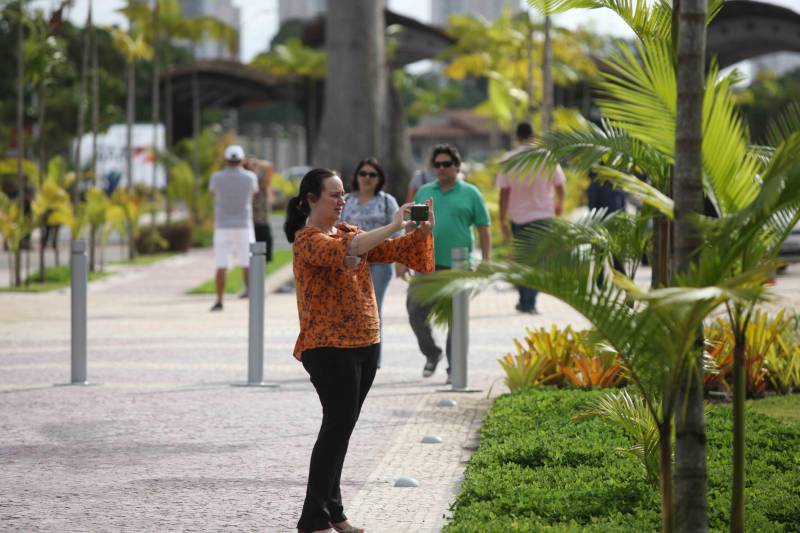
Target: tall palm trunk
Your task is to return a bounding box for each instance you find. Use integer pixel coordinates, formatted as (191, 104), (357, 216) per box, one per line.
(541, 15), (554, 133)
(659, 416), (674, 533)
(191, 71), (200, 224)
(36, 87), (47, 281)
(525, 10), (535, 120)
(164, 46), (173, 223)
(731, 314), (746, 532)
(15, 0), (25, 287)
(126, 60), (135, 192)
(74, 2), (91, 205)
(91, 13), (99, 194)
(672, 1), (709, 532)
(150, 0), (160, 228)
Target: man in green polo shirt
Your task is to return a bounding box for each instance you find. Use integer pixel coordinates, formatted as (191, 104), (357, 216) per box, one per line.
(399, 144), (491, 383)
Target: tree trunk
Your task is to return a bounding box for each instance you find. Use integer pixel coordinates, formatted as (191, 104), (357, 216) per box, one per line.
(126, 61), (135, 191)
(15, 0), (25, 287)
(89, 225), (96, 272)
(36, 83), (47, 186)
(541, 15), (554, 134)
(384, 76), (414, 200)
(313, 0), (386, 176)
(74, 2), (91, 205)
(731, 318), (746, 532)
(191, 71), (200, 224)
(165, 48), (173, 223)
(659, 418), (674, 533)
(526, 10), (535, 119)
(91, 12), (99, 190)
(39, 223), (46, 283)
(151, 0), (160, 228)
(672, 0), (709, 531)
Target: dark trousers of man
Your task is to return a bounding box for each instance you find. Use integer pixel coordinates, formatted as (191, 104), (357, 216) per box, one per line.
(511, 220), (548, 312)
(254, 222), (273, 262)
(406, 265), (452, 373)
(297, 344), (379, 532)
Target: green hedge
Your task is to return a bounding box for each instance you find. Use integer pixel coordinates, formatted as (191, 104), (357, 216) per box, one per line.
(444, 388), (800, 532)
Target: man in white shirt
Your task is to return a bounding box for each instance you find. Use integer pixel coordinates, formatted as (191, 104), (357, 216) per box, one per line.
(208, 144), (258, 311)
(496, 122), (565, 314)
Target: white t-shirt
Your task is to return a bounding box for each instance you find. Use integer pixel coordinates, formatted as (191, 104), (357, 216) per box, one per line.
(209, 166), (258, 229)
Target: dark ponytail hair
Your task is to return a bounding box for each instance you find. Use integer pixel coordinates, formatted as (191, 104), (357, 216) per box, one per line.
(283, 168), (338, 242)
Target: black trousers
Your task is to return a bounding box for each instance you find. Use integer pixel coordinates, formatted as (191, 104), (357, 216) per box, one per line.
(297, 344), (379, 532)
(254, 222), (273, 262)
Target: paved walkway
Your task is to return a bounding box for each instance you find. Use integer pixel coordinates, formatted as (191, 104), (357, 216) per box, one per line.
(3, 248), (800, 532)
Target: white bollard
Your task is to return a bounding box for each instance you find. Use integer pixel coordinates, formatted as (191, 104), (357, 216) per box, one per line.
(450, 247), (469, 391)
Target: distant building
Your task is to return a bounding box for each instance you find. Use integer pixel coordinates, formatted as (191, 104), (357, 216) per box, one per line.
(278, 0), (326, 24)
(408, 109), (508, 165)
(179, 0), (240, 60)
(431, 0), (521, 26)
(751, 52), (800, 76)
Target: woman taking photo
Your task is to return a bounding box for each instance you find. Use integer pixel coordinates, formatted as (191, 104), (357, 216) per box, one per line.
(284, 168), (434, 533)
(340, 158), (400, 367)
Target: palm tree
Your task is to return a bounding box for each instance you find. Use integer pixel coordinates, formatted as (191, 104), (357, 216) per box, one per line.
(413, 1), (800, 531)
(73, 1), (91, 205)
(672, 0), (709, 530)
(13, 0), (28, 287)
(110, 28), (153, 191)
(119, 0), (238, 220)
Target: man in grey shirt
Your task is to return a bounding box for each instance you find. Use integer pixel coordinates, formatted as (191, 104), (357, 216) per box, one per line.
(208, 144), (258, 311)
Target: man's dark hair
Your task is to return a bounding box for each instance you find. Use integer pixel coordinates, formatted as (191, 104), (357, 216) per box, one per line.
(430, 144), (462, 167)
(516, 122), (534, 141)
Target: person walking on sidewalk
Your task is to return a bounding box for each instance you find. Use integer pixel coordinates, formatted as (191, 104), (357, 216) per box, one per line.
(284, 168), (434, 533)
(340, 158), (401, 368)
(245, 156), (274, 263)
(208, 144), (258, 311)
(497, 122), (565, 314)
(397, 144), (491, 383)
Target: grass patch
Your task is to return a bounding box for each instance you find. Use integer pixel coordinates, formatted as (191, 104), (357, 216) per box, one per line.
(748, 393), (800, 425)
(112, 252), (178, 267)
(187, 248), (293, 295)
(445, 387), (800, 532)
(0, 265), (111, 293)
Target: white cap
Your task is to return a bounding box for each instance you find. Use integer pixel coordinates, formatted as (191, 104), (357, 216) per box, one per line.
(224, 144), (244, 162)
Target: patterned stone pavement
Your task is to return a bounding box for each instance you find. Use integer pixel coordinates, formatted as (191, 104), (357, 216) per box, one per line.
(3, 247), (800, 532)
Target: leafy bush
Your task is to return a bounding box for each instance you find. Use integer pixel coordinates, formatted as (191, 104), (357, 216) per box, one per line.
(444, 388), (800, 532)
(499, 325), (625, 391)
(705, 309), (800, 396)
(191, 222), (214, 248)
(135, 222), (192, 254)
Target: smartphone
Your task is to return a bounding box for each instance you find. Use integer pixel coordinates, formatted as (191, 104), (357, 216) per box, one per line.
(410, 204), (429, 222)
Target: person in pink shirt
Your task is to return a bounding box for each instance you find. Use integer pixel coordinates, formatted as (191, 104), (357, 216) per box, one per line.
(496, 122), (566, 314)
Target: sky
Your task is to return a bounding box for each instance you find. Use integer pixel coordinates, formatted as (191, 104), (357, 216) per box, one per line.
(27, 0), (800, 64)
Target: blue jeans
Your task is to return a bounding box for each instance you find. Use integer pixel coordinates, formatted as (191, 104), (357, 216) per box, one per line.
(512, 221), (546, 311)
(370, 263), (393, 366)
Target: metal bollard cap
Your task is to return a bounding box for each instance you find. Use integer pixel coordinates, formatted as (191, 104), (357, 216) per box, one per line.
(71, 240), (87, 253)
(250, 242), (267, 254)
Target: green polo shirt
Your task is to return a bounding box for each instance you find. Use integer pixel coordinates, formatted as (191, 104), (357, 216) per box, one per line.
(414, 179), (491, 267)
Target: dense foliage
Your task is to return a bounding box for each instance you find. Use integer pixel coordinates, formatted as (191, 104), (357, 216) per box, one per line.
(444, 387), (800, 532)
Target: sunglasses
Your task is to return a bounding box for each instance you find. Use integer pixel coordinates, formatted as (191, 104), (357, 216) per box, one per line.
(433, 160), (454, 169)
(358, 171), (379, 178)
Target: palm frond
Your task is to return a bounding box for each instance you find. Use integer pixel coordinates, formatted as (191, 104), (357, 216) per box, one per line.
(593, 166), (674, 218)
(527, 0), (673, 42)
(765, 102), (800, 148)
(597, 39), (676, 157)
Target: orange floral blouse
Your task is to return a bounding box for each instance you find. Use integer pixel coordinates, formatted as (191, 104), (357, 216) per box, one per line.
(291, 223), (434, 359)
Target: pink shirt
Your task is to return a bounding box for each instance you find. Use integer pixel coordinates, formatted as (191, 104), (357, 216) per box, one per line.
(495, 147), (566, 224)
